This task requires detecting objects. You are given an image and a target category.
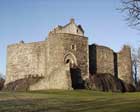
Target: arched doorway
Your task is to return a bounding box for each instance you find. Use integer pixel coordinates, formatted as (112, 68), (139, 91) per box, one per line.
(64, 53), (84, 89)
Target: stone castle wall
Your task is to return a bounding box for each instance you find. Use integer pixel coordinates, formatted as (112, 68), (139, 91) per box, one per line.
(4, 18), (134, 90)
(21, 33), (89, 90)
(89, 44), (114, 76)
(5, 39), (133, 90)
(117, 45), (133, 84)
(89, 44), (133, 85)
(96, 45), (115, 75)
(47, 33), (89, 82)
(5, 41), (47, 85)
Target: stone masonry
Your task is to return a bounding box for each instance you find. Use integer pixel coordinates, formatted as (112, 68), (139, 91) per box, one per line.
(4, 19), (133, 90)
(89, 44), (133, 85)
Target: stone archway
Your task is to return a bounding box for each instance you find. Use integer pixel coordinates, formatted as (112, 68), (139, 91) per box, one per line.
(64, 52), (77, 68)
(64, 53), (84, 89)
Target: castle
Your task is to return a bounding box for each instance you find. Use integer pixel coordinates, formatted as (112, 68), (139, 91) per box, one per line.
(4, 19), (133, 91)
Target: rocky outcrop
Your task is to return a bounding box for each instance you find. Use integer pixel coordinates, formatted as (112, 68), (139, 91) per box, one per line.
(86, 73), (135, 92)
(4, 76), (44, 91)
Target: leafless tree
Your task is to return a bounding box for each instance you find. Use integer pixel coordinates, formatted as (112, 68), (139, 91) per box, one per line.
(131, 47), (140, 87)
(0, 72), (5, 90)
(120, 0), (140, 29)
(132, 48), (138, 86)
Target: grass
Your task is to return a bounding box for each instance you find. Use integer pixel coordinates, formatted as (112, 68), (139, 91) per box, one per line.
(0, 90), (140, 112)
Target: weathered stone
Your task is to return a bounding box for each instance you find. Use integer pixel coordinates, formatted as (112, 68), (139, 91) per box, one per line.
(4, 76), (44, 91)
(4, 19), (134, 91)
(88, 73), (123, 92)
(117, 45), (133, 85)
(89, 44), (134, 91)
(89, 44), (114, 75)
(5, 19), (89, 90)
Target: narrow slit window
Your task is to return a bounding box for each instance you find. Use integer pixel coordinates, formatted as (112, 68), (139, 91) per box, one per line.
(77, 29), (78, 33)
(71, 45), (76, 50)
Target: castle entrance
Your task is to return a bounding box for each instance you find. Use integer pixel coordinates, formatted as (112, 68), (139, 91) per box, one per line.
(64, 53), (84, 89)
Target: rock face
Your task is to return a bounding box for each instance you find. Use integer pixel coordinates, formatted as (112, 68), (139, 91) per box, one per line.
(4, 76), (44, 91)
(4, 19), (134, 91)
(87, 73), (123, 92)
(86, 74), (135, 92)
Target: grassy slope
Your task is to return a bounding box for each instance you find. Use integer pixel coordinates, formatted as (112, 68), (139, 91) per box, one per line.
(0, 90), (140, 112)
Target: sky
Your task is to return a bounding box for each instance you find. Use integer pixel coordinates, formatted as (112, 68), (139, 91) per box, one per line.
(0, 0), (140, 75)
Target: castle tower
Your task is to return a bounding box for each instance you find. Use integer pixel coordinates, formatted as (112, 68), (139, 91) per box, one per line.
(117, 45), (133, 85)
(29, 19), (89, 90)
(44, 19), (89, 89)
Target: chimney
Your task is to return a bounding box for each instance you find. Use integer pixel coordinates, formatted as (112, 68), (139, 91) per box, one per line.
(70, 18), (75, 23)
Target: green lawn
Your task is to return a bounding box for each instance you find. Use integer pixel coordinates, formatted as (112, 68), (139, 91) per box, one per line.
(0, 90), (140, 112)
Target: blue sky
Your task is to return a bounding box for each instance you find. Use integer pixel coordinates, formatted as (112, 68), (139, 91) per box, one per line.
(0, 0), (140, 75)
